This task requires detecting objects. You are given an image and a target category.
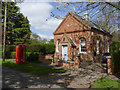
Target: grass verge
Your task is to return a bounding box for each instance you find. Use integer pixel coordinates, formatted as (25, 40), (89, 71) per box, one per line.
(92, 77), (120, 89)
(28, 60), (42, 63)
(2, 60), (69, 75)
(0, 59), (2, 65)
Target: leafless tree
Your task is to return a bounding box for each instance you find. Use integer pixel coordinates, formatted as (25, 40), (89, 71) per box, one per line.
(51, 1), (119, 32)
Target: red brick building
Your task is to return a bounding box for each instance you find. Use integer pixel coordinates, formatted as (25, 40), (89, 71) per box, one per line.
(53, 12), (112, 69)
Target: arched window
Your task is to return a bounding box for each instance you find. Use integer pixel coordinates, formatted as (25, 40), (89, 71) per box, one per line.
(96, 40), (99, 53)
(80, 38), (86, 53)
(56, 39), (60, 52)
(107, 41), (109, 52)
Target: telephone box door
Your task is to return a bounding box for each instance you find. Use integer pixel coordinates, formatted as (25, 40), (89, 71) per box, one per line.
(16, 44), (26, 64)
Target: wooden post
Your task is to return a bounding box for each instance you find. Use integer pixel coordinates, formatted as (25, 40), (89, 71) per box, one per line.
(106, 56), (113, 74)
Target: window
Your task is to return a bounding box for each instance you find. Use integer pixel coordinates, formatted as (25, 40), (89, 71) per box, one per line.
(56, 39), (60, 52)
(63, 38), (65, 41)
(67, 23), (72, 27)
(96, 40), (99, 53)
(107, 42), (109, 52)
(80, 38), (86, 53)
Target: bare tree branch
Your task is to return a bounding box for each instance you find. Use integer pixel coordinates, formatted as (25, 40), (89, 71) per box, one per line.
(105, 2), (120, 11)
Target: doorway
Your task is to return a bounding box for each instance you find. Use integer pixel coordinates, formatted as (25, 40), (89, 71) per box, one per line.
(62, 45), (68, 61)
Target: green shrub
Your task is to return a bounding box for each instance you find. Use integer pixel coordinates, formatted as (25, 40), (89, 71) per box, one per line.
(26, 52), (39, 62)
(5, 51), (39, 62)
(6, 45), (16, 52)
(110, 41), (120, 73)
(111, 51), (120, 73)
(0, 51), (2, 59)
(26, 44), (55, 54)
(5, 44), (55, 54)
(5, 51), (16, 59)
(5, 45), (16, 59)
(10, 52), (16, 59)
(5, 43), (55, 59)
(5, 50), (11, 59)
(44, 44), (55, 54)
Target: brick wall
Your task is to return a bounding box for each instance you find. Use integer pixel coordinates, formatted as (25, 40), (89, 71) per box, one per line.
(54, 30), (112, 63)
(39, 53), (54, 64)
(39, 59), (52, 64)
(39, 54), (54, 59)
(58, 61), (79, 69)
(52, 12), (112, 69)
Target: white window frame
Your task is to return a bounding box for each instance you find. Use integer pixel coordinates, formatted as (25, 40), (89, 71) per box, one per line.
(79, 38), (87, 54)
(67, 23), (72, 27)
(107, 42), (109, 52)
(96, 40), (99, 53)
(56, 39), (60, 52)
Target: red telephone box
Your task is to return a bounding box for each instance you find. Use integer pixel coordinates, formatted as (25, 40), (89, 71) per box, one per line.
(16, 44), (26, 64)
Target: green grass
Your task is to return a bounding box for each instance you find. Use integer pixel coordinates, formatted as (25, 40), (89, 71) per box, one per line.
(92, 77), (120, 89)
(28, 60), (42, 63)
(0, 59), (2, 65)
(2, 60), (69, 75)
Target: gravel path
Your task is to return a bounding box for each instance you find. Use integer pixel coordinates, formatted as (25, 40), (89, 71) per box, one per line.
(68, 63), (120, 88)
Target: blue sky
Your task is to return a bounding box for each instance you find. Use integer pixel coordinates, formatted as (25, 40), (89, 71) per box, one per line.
(17, 1), (65, 40)
(17, 1), (89, 40)
(17, 1), (112, 40)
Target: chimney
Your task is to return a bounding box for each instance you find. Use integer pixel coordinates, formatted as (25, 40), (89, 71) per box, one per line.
(83, 12), (89, 20)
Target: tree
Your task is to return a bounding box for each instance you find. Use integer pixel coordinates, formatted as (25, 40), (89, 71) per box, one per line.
(48, 39), (54, 44)
(30, 33), (41, 44)
(41, 38), (48, 44)
(30, 33), (48, 44)
(112, 31), (119, 42)
(51, 2), (119, 18)
(2, 1), (31, 45)
(92, 4), (118, 32)
(51, 2), (119, 32)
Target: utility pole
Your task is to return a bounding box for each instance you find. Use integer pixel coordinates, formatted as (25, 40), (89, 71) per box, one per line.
(2, 0), (24, 61)
(3, 0), (7, 61)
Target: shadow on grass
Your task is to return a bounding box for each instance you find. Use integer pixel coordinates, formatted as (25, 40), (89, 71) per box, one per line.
(2, 63), (75, 89)
(2, 60), (69, 75)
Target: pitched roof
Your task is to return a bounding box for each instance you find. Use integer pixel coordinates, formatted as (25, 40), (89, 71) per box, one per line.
(54, 12), (112, 36)
(64, 33), (76, 47)
(60, 33), (76, 47)
(69, 37), (76, 47)
(70, 12), (111, 35)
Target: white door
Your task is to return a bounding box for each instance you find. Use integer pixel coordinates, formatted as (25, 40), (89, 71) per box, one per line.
(62, 45), (68, 61)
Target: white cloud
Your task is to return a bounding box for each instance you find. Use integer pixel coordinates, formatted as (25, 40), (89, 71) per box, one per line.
(17, 1), (62, 33)
(38, 34), (53, 40)
(37, 17), (62, 32)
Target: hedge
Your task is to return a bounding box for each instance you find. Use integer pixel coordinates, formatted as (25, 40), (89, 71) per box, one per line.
(5, 51), (39, 62)
(6, 45), (16, 52)
(111, 51), (120, 73)
(26, 52), (39, 62)
(6, 43), (55, 54)
(110, 41), (120, 73)
(5, 50), (11, 59)
(11, 52), (16, 59)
